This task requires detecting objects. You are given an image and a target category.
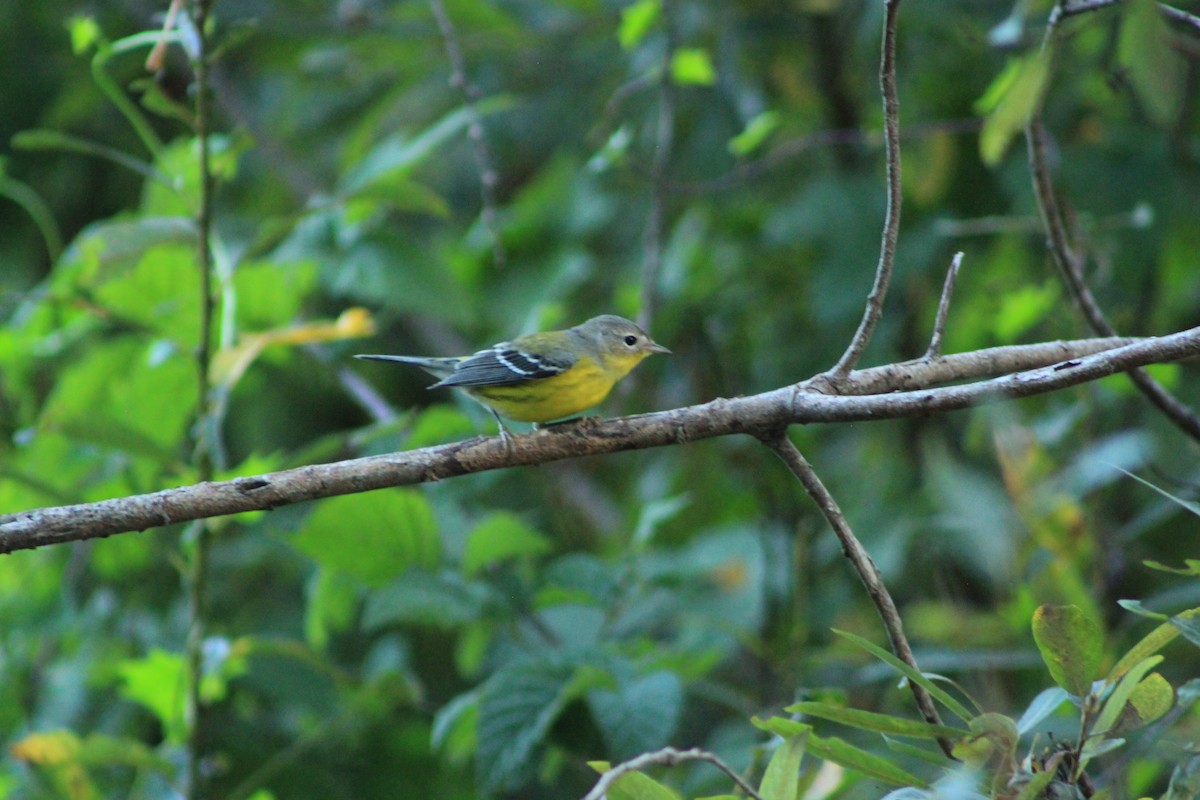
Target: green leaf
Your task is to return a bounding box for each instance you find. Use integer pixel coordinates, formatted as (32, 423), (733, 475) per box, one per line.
(1143, 559), (1200, 576)
(1109, 608), (1200, 681)
(758, 732), (808, 800)
(116, 649), (187, 744)
(787, 701), (967, 739)
(1013, 766), (1059, 800)
(292, 490), (440, 586)
(1015, 687), (1069, 734)
(362, 569), (487, 630)
(56, 216), (196, 286)
(1164, 751), (1200, 800)
(586, 763), (683, 800)
(754, 716), (925, 788)
(671, 48), (716, 86)
(951, 713), (1018, 769)
(476, 658), (601, 794)
(832, 629), (974, 721)
(68, 15), (103, 54)
(1031, 604), (1103, 696)
(882, 735), (948, 767)
(618, 0), (661, 49)
(993, 282), (1058, 341)
(753, 716), (810, 738)
(978, 51), (1051, 166)
(404, 405), (476, 448)
(1117, 0), (1185, 125)
(1117, 599), (1169, 620)
(234, 260), (319, 330)
(432, 690), (479, 765)
(806, 731), (927, 788)
(340, 101), (510, 197)
(74, 733), (174, 772)
(729, 111), (780, 157)
(305, 568), (361, 649)
(40, 338), (196, 458)
(1092, 655), (1163, 736)
(1110, 672), (1174, 735)
(462, 511), (552, 576)
(588, 670), (683, 760)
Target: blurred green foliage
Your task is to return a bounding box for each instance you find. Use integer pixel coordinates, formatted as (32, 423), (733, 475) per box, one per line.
(2, 1), (1200, 798)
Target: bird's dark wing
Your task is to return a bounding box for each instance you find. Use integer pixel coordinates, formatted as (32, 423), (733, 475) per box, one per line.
(430, 343), (576, 388)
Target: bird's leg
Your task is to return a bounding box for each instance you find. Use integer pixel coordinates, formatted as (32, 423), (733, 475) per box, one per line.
(490, 408), (515, 451)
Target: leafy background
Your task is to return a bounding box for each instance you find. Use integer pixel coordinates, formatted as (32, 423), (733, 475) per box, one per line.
(1, 1), (1199, 798)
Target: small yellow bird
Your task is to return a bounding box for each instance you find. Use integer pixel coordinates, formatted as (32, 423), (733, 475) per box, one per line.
(356, 315), (670, 435)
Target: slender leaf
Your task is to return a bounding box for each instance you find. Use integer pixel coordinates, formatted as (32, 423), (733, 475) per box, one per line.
(1111, 672), (1174, 734)
(786, 701), (967, 739)
(806, 732), (927, 789)
(1093, 655), (1163, 736)
(1013, 766), (1059, 800)
(758, 732), (808, 800)
(1110, 608), (1200, 681)
(1016, 687), (1070, 734)
(979, 50), (1051, 166)
(618, 0), (661, 49)
(832, 629), (974, 721)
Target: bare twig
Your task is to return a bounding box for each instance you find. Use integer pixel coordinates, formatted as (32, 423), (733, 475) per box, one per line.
(428, 0), (506, 269)
(581, 746), (763, 800)
(1027, 120), (1200, 440)
(638, 0), (676, 331)
(829, 0), (903, 378)
(925, 252), (964, 360)
(760, 433), (955, 759)
(4, 328), (1199, 550)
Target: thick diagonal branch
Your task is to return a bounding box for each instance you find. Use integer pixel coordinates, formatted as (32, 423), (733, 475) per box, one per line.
(3, 329), (1199, 552)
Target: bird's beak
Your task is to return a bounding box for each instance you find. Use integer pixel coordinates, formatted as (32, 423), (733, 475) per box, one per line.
(647, 342), (672, 355)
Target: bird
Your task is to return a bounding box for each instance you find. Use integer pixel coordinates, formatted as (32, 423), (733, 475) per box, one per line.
(356, 315), (670, 438)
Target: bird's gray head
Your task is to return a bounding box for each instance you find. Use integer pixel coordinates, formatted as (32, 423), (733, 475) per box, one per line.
(574, 315), (671, 362)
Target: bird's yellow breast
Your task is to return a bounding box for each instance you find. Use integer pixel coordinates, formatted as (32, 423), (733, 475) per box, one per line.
(468, 357), (617, 423)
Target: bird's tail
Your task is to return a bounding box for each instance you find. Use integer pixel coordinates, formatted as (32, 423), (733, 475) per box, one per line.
(355, 354), (460, 380)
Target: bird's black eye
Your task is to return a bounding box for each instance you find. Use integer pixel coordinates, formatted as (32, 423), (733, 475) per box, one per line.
(623, 334), (638, 347)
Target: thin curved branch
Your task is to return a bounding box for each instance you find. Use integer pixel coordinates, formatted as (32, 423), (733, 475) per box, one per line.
(760, 433), (954, 759)
(829, 0), (903, 378)
(3, 328), (1199, 551)
(1027, 120), (1200, 440)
